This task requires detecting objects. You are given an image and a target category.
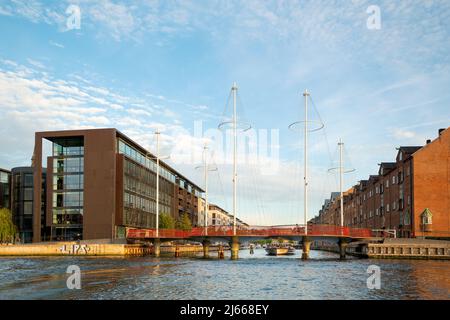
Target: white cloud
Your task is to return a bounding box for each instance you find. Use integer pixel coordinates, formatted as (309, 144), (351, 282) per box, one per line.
(49, 40), (65, 48)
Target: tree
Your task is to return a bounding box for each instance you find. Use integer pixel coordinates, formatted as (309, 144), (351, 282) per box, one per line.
(0, 208), (17, 243)
(159, 213), (175, 229)
(176, 212), (192, 231)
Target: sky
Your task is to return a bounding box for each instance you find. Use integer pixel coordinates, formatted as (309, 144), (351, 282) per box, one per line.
(0, 0), (449, 226)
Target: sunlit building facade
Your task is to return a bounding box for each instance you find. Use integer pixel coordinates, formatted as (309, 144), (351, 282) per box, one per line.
(32, 128), (203, 242)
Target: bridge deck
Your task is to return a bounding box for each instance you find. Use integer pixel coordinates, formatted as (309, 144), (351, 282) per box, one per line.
(127, 225), (374, 240)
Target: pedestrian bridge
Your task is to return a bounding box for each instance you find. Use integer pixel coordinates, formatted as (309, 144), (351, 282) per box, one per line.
(126, 224), (377, 260)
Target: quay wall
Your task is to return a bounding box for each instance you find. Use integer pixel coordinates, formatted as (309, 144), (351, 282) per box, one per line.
(312, 240), (450, 260)
(0, 242), (226, 257)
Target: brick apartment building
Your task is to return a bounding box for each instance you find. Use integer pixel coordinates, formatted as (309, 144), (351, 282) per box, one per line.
(313, 127), (450, 239)
(32, 128), (204, 242)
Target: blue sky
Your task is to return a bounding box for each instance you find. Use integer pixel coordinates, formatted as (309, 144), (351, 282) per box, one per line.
(0, 0), (449, 225)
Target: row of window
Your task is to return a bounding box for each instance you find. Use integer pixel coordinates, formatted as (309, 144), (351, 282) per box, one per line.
(53, 192), (84, 208)
(53, 157), (84, 174)
(118, 139), (176, 183)
(124, 208), (157, 229)
(53, 144), (84, 156)
(53, 174), (84, 190)
(119, 139), (202, 197)
(0, 172), (9, 183)
(124, 191), (171, 215)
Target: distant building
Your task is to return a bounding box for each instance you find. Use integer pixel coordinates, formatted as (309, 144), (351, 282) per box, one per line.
(11, 167), (48, 243)
(208, 203), (249, 229)
(0, 168), (10, 209)
(313, 127), (450, 239)
(209, 204), (230, 226)
(32, 128), (203, 242)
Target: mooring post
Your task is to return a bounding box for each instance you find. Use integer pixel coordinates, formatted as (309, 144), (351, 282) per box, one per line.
(175, 243), (180, 258)
(202, 239), (210, 258)
(218, 244), (225, 259)
(230, 236), (240, 260)
(153, 238), (161, 257)
(302, 236), (311, 260)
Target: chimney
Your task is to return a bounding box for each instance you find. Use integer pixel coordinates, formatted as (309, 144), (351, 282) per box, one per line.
(426, 139), (431, 144)
(438, 128), (445, 136)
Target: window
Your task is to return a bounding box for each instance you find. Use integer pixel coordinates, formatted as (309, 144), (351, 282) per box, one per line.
(24, 188), (33, 201)
(23, 202), (33, 215)
(24, 174), (33, 187)
(386, 204), (390, 212)
(392, 176), (396, 184)
(398, 171), (404, 183)
(385, 180), (389, 188)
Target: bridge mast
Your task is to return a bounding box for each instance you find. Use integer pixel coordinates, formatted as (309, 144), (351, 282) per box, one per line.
(303, 90), (309, 235)
(155, 131), (160, 238)
(339, 139), (344, 227)
(232, 82), (238, 236)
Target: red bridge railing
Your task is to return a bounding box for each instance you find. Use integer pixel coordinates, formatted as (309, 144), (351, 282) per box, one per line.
(126, 224), (373, 239)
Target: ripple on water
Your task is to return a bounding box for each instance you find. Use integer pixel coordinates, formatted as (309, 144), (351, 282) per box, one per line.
(0, 250), (449, 300)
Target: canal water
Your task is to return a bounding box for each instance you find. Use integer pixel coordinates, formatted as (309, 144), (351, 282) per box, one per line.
(0, 249), (449, 300)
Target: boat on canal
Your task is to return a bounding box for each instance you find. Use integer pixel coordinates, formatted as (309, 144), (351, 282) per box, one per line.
(265, 245), (296, 256)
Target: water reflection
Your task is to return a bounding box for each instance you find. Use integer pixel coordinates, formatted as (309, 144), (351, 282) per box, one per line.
(0, 249), (448, 300)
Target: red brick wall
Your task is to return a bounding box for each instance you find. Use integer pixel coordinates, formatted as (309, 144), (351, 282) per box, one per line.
(412, 128), (450, 238)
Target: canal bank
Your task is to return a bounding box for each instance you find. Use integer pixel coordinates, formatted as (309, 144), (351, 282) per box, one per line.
(0, 241), (227, 257)
(312, 239), (450, 260)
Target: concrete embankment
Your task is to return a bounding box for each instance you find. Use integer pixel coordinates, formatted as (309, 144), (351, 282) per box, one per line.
(0, 241), (227, 257)
(312, 239), (450, 260)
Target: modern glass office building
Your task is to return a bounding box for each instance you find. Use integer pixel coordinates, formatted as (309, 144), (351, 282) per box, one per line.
(32, 128), (203, 242)
(0, 168), (10, 209)
(11, 167), (47, 243)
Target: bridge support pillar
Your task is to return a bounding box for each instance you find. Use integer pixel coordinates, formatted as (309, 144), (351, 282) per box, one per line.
(230, 236), (240, 260)
(338, 238), (348, 260)
(202, 240), (211, 258)
(302, 237), (311, 260)
(153, 238), (161, 257)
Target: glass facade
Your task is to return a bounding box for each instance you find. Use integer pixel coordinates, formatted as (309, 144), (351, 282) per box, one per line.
(0, 170), (10, 209)
(123, 157), (172, 228)
(51, 139), (84, 241)
(117, 139), (176, 183)
(117, 138), (204, 229)
(11, 168), (47, 243)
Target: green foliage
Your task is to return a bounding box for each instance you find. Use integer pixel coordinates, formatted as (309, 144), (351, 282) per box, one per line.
(176, 212), (192, 231)
(159, 213), (176, 229)
(0, 208), (17, 243)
